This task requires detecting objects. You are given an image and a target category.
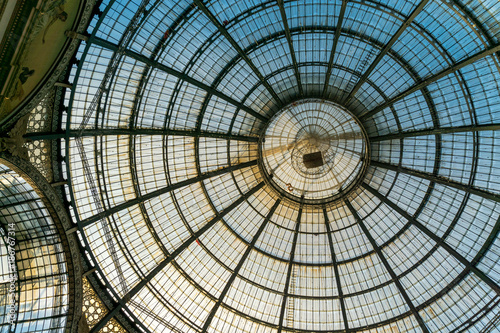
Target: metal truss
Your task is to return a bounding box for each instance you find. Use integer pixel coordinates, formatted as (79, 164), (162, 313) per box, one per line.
(343, 0), (430, 104)
(89, 182), (265, 333)
(371, 160), (500, 203)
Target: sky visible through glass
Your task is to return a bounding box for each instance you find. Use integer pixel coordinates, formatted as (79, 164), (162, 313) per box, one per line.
(60, 0), (500, 332)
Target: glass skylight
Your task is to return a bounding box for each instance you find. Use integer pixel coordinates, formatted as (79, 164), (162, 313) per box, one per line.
(63, 0), (500, 332)
(0, 164), (69, 333)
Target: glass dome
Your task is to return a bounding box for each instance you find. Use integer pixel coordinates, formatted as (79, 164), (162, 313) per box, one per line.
(259, 99), (369, 204)
(63, 0), (500, 332)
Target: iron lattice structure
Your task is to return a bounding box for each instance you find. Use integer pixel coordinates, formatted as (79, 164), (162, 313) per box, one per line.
(55, 0), (500, 332)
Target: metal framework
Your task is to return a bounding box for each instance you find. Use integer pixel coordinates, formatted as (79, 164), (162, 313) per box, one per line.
(322, 0), (347, 99)
(343, 0), (430, 104)
(192, 0), (283, 106)
(344, 199), (430, 333)
(323, 208), (349, 332)
(78, 159), (258, 227)
(359, 43), (500, 121)
(0, 157), (82, 333)
(49, 0), (500, 332)
(201, 199), (281, 332)
(277, 202), (303, 333)
(89, 182), (265, 333)
(276, 0), (304, 97)
(24, 129), (259, 142)
(371, 160), (500, 203)
(362, 182), (500, 295)
(91, 37), (269, 122)
(369, 123), (500, 142)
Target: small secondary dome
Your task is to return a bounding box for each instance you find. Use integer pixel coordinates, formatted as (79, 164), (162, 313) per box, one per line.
(259, 99), (369, 204)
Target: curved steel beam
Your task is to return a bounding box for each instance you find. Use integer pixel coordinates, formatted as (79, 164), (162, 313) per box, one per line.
(192, 0), (283, 106)
(78, 160), (258, 228)
(343, 0), (430, 104)
(91, 37), (268, 122)
(92, 20), (456, 131)
(344, 199), (430, 333)
(370, 160), (500, 203)
(201, 199), (281, 332)
(323, 0), (347, 98)
(25, 129), (258, 142)
(323, 208), (349, 332)
(369, 123), (500, 142)
(277, 203), (303, 333)
(277, 0), (303, 97)
(89, 182), (265, 333)
(362, 182), (500, 295)
(359, 43), (500, 121)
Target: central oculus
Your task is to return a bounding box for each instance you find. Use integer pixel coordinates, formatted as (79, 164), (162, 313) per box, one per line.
(303, 151), (324, 169)
(259, 99), (369, 204)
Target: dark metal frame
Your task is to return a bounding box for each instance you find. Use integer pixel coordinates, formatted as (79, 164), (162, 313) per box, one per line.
(343, 0), (430, 105)
(371, 160), (500, 203)
(24, 129), (259, 142)
(91, 36), (268, 122)
(0, 154), (83, 333)
(201, 199), (281, 332)
(277, 201), (303, 333)
(78, 159), (258, 228)
(369, 124), (500, 142)
(56, 0), (500, 331)
(344, 199), (430, 333)
(323, 0), (347, 99)
(276, 0), (304, 97)
(362, 182), (500, 295)
(323, 208), (349, 332)
(193, 0), (283, 107)
(89, 182), (265, 333)
(359, 43), (500, 121)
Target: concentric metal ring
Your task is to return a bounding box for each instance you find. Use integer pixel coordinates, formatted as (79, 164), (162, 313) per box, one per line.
(259, 99), (370, 204)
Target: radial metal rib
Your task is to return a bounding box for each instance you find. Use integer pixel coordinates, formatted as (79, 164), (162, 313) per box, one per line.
(343, 0), (430, 104)
(79, 160), (258, 228)
(89, 182), (265, 333)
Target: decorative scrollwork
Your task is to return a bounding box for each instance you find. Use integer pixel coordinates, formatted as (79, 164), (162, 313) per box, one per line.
(82, 277), (108, 327)
(25, 90), (55, 181)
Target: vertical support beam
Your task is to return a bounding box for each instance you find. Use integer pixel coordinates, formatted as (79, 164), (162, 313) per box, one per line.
(344, 199), (430, 333)
(201, 199), (281, 332)
(323, 0), (348, 98)
(362, 182), (500, 295)
(343, 0), (430, 104)
(192, 0), (283, 106)
(277, 204), (303, 333)
(323, 208), (349, 332)
(89, 182), (265, 333)
(276, 0), (303, 97)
